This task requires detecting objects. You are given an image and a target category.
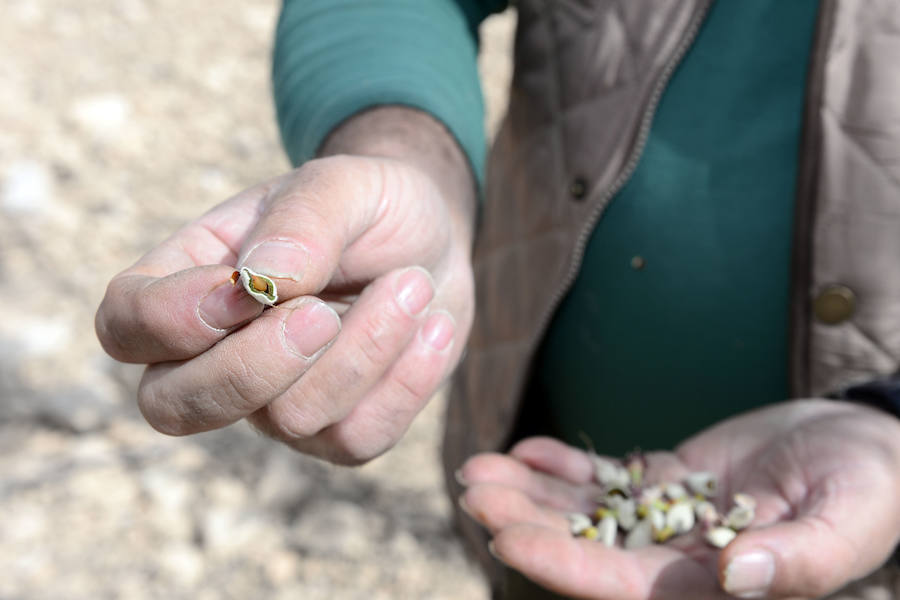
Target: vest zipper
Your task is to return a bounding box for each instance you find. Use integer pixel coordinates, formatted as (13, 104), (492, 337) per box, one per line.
(523, 0), (714, 384)
(789, 0), (834, 398)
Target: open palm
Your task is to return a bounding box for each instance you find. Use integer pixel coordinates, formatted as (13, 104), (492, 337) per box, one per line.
(458, 400), (900, 599)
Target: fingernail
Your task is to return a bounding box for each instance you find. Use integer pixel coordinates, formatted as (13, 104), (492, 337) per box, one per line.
(394, 267), (434, 316)
(458, 495), (473, 517)
(454, 468), (468, 487)
(243, 239), (309, 282)
(282, 300), (341, 358)
(420, 311), (455, 351)
(724, 550), (775, 598)
(487, 541), (506, 564)
(198, 281), (263, 330)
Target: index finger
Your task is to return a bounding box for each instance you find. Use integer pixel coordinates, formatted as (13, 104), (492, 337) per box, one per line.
(96, 181), (277, 363)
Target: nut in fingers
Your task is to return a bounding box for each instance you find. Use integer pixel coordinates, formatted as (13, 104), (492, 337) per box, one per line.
(237, 266), (278, 305)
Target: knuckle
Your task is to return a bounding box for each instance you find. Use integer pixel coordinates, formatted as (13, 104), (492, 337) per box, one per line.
(220, 354), (278, 413)
(278, 417), (324, 440)
(271, 396), (332, 440)
(327, 433), (390, 467)
(94, 304), (127, 361)
(136, 378), (187, 436)
(95, 282), (143, 361)
(392, 372), (431, 411)
(355, 307), (409, 371)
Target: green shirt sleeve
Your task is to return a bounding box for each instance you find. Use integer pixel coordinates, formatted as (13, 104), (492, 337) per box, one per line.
(272, 0), (507, 189)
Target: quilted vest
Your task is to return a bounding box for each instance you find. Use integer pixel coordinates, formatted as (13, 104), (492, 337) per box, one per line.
(444, 0), (900, 593)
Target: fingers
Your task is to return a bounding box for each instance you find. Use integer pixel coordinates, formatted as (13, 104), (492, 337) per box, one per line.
(490, 524), (719, 600)
(717, 417), (900, 599)
(137, 296), (341, 435)
(237, 156), (450, 301)
(718, 519), (846, 599)
(95, 181), (277, 364)
(509, 437), (596, 485)
(96, 265), (264, 363)
(461, 483), (570, 535)
(288, 310), (459, 464)
(248, 266), (438, 441)
(718, 512), (881, 599)
(459, 452), (601, 514)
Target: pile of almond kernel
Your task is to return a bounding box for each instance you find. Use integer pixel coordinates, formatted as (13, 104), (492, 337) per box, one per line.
(567, 451), (755, 549)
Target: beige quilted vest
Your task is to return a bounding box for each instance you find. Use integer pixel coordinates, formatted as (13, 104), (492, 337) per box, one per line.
(444, 0), (900, 595)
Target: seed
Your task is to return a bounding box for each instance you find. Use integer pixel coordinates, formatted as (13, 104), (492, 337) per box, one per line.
(664, 483), (688, 501)
(616, 499), (638, 531)
(666, 501), (695, 534)
(625, 519), (654, 549)
(237, 267), (278, 306)
(686, 472), (717, 497)
(582, 526), (600, 541)
(694, 500), (719, 526)
(593, 457), (631, 491)
(230, 270), (240, 285)
(705, 526), (737, 548)
(653, 525), (676, 543)
(725, 505), (754, 530)
(597, 515), (618, 547)
(249, 274), (269, 293)
(567, 513), (592, 536)
(733, 492), (757, 510)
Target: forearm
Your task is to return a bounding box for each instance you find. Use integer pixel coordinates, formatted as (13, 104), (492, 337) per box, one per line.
(319, 105), (478, 249)
(272, 0), (496, 192)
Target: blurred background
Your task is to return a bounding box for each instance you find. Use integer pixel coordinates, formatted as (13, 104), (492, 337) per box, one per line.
(0, 2), (513, 598)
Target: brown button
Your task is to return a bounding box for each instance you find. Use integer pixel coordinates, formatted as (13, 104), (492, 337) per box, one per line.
(569, 177), (588, 201)
(813, 284), (856, 325)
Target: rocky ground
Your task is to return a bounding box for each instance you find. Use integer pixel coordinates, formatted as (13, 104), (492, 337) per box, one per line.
(0, 2), (514, 598)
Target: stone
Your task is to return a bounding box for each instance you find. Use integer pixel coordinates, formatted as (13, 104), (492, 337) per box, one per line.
(2, 160), (53, 215)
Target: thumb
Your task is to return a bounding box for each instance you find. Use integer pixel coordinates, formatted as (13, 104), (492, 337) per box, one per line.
(719, 510), (889, 599)
(236, 156), (384, 302)
(237, 155), (448, 303)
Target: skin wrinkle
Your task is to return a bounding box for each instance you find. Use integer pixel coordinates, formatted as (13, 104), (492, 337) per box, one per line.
(194, 221), (240, 265)
(371, 157), (392, 233)
(466, 402), (900, 598)
(353, 301), (410, 374)
(267, 392), (333, 440)
(139, 364), (208, 436)
(330, 402), (408, 462)
(757, 435), (808, 517)
(350, 162), (451, 276)
(220, 347), (282, 414)
(806, 493), (864, 577)
(98, 279), (149, 360)
(793, 514), (855, 596)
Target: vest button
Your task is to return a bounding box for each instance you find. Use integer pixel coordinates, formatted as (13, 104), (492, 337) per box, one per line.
(813, 284), (856, 325)
(569, 177), (588, 201)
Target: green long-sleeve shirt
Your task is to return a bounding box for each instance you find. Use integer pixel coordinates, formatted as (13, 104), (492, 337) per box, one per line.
(273, 0), (506, 188)
(272, 0), (819, 456)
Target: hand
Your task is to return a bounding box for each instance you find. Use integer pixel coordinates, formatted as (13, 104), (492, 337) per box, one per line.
(458, 400), (900, 599)
(95, 107), (476, 464)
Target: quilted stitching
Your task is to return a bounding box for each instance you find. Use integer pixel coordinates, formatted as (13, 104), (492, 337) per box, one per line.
(811, 0), (900, 394)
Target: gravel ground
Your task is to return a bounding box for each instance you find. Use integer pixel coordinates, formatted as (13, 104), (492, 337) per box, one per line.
(0, 2), (514, 598)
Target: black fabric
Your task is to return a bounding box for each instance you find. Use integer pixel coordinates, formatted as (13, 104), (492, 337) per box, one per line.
(837, 376), (900, 419)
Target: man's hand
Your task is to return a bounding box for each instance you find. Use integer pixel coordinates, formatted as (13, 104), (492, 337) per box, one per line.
(95, 107), (476, 464)
(458, 400), (900, 599)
